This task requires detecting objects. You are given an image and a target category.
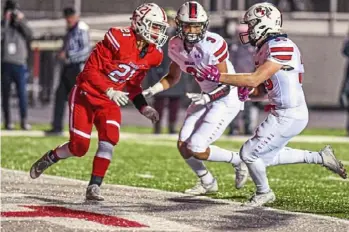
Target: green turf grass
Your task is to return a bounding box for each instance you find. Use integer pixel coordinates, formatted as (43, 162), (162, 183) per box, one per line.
(4, 123), (348, 137)
(1, 136), (348, 219)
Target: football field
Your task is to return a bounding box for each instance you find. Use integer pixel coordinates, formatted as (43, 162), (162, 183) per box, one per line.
(1, 129), (348, 225)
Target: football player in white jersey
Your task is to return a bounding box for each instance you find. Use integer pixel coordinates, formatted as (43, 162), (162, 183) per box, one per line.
(196, 2), (347, 206)
(143, 1), (248, 195)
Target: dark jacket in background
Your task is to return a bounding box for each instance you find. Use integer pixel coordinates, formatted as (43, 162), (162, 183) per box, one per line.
(341, 37), (349, 109)
(1, 17), (32, 65)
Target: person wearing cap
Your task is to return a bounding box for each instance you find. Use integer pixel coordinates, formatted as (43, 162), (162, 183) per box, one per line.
(146, 8), (187, 134)
(45, 7), (91, 135)
(1, 0), (32, 130)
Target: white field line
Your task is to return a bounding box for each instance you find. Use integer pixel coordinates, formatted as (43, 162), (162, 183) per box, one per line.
(1, 168), (349, 225)
(325, 176), (349, 182)
(1, 130), (349, 143)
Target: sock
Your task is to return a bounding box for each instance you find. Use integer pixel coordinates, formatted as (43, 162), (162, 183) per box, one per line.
(270, 147), (323, 166)
(246, 158), (270, 194)
(185, 156), (214, 184)
(47, 150), (59, 163)
(89, 156), (110, 186)
(207, 145), (242, 166)
(54, 142), (73, 159)
(89, 175), (104, 187)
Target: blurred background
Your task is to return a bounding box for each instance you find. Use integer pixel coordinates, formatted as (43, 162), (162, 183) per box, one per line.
(1, 0), (349, 135)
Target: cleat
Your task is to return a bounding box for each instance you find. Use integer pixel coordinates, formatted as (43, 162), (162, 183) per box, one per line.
(319, 145), (347, 179)
(184, 179), (218, 195)
(235, 162), (249, 189)
(243, 190), (276, 207)
(30, 150), (55, 179)
(86, 184), (105, 201)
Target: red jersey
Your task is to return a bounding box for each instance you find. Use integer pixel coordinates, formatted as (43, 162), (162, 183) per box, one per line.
(77, 27), (163, 101)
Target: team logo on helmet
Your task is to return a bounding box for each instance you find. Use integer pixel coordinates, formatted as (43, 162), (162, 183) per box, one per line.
(253, 6), (267, 18)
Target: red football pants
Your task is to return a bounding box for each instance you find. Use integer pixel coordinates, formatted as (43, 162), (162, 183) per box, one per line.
(67, 85), (121, 157)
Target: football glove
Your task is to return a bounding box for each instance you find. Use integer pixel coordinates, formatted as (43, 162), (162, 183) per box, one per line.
(140, 106), (159, 123)
(142, 82), (164, 98)
(106, 88), (129, 106)
(186, 93), (211, 105)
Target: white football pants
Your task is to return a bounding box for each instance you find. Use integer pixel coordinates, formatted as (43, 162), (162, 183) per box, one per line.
(240, 104), (323, 193)
(179, 92), (243, 152)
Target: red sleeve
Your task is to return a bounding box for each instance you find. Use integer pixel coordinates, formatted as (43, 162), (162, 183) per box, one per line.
(103, 27), (121, 54)
(83, 71), (111, 93)
(82, 28), (122, 93)
(126, 72), (146, 100)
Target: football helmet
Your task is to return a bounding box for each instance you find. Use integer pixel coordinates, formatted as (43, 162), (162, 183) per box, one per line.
(239, 2), (282, 46)
(176, 1), (209, 44)
(131, 3), (169, 47)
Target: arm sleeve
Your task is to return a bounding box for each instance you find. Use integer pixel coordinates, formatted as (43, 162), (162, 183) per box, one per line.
(208, 85), (231, 101)
(132, 93), (148, 111)
(15, 20), (33, 42)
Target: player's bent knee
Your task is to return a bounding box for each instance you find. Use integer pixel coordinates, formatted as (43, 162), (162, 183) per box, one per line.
(177, 140), (191, 159)
(240, 145), (258, 163)
(191, 150), (209, 160)
(96, 141), (114, 160)
(99, 127), (119, 146)
(68, 139), (90, 157)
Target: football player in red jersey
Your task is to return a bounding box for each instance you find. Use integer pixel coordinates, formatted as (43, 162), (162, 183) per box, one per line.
(29, 3), (169, 201)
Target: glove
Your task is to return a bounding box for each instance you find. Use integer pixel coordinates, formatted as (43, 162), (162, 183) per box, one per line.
(140, 106), (159, 123)
(106, 88), (129, 106)
(142, 82), (164, 98)
(238, 87), (255, 102)
(196, 63), (221, 83)
(186, 93), (210, 105)
(238, 87), (250, 102)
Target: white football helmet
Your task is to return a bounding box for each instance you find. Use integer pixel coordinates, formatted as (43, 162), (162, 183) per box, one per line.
(176, 1), (209, 44)
(131, 3), (169, 47)
(240, 2), (282, 46)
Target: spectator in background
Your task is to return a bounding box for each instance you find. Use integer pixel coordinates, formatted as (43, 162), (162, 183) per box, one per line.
(147, 8), (186, 134)
(45, 7), (91, 135)
(228, 24), (259, 135)
(1, 0), (32, 130)
(341, 32), (349, 136)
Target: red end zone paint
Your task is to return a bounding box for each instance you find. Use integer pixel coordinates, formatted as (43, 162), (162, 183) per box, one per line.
(1, 205), (147, 228)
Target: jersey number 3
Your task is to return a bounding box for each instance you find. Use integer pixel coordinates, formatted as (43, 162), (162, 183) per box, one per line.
(108, 64), (135, 83)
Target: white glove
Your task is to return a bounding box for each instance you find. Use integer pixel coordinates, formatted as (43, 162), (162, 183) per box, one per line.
(140, 106), (159, 123)
(142, 82), (164, 98)
(186, 93), (211, 105)
(106, 88), (129, 106)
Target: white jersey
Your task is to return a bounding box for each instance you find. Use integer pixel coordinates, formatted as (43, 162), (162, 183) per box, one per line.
(168, 31), (236, 93)
(255, 36), (306, 108)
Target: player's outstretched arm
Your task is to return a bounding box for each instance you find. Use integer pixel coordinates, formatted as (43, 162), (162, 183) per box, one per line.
(221, 61), (282, 87)
(198, 61), (283, 88)
(142, 61), (182, 98)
